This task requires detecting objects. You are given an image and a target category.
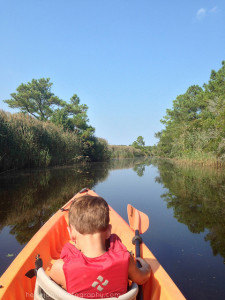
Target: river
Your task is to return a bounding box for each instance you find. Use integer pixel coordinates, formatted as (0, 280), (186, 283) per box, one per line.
(0, 158), (225, 300)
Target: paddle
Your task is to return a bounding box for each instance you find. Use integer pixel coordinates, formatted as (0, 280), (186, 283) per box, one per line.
(127, 204), (149, 300)
(25, 254), (43, 279)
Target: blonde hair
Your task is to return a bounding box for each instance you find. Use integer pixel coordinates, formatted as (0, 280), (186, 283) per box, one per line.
(69, 195), (109, 234)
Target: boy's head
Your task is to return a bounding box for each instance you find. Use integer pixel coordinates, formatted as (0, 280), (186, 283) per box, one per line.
(69, 195), (110, 235)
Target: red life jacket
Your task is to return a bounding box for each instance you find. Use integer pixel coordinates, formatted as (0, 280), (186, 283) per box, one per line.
(60, 234), (130, 298)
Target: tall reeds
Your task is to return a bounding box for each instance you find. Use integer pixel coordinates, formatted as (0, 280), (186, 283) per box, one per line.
(0, 110), (149, 172)
(172, 151), (225, 167)
(0, 110), (84, 171)
(108, 145), (145, 158)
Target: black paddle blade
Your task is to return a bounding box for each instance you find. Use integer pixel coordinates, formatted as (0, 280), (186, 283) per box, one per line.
(25, 269), (36, 279)
(25, 255), (43, 278)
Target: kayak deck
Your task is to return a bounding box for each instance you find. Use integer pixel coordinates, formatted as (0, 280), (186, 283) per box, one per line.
(0, 190), (185, 300)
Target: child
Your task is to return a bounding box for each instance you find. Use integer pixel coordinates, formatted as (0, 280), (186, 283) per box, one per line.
(50, 195), (151, 298)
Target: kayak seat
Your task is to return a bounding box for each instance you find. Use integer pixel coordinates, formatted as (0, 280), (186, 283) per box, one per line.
(34, 267), (138, 300)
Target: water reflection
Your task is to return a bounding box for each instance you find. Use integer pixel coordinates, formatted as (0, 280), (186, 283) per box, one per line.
(0, 158), (150, 244)
(1, 157), (225, 298)
(133, 162), (149, 177)
(152, 158), (225, 262)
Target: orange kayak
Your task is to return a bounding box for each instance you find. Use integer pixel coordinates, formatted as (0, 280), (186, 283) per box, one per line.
(0, 189), (185, 300)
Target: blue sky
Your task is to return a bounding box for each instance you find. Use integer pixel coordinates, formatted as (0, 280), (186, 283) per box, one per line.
(0, 0), (224, 146)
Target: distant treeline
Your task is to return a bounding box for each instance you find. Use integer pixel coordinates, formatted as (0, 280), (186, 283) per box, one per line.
(109, 145), (144, 158)
(0, 111), (148, 172)
(154, 61), (225, 165)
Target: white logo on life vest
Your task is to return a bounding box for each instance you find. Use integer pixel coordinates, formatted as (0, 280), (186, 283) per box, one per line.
(92, 276), (109, 291)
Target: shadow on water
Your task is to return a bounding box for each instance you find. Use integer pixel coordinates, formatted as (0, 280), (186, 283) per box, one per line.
(152, 158), (225, 263)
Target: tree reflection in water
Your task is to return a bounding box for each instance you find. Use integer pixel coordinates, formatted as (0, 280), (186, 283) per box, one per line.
(0, 158), (150, 244)
(153, 158), (225, 262)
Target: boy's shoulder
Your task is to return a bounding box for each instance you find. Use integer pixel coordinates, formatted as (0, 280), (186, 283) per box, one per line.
(110, 233), (122, 243)
(109, 234), (128, 252)
(60, 242), (81, 260)
(60, 234), (128, 261)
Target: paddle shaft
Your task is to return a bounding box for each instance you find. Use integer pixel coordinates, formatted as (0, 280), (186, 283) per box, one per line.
(134, 230), (142, 267)
(128, 204), (149, 300)
(133, 229), (143, 300)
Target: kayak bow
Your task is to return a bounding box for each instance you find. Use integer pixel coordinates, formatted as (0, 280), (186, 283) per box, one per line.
(0, 189), (185, 300)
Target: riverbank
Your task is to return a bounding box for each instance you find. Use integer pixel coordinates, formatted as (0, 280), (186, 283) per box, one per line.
(108, 144), (146, 158)
(173, 152), (224, 167)
(0, 110), (110, 172)
(154, 152), (225, 168)
(0, 110), (149, 173)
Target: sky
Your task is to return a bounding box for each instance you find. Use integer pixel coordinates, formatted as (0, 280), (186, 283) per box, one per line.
(0, 0), (224, 146)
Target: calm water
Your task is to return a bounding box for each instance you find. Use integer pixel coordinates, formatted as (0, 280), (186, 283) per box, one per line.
(0, 158), (225, 300)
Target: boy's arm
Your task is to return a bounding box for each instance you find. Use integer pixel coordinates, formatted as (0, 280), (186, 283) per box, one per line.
(128, 254), (151, 285)
(49, 259), (67, 290)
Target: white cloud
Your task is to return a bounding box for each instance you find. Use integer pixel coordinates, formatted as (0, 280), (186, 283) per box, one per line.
(196, 8), (206, 19)
(196, 6), (219, 21)
(210, 6), (218, 14)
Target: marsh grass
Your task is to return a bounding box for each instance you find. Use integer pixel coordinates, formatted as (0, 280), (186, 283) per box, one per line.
(0, 110), (84, 171)
(108, 145), (144, 158)
(0, 110), (149, 172)
(172, 151), (225, 167)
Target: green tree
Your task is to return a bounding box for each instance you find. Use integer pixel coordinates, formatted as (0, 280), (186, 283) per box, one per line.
(132, 136), (145, 148)
(163, 85), (204, 124)
(4, 78), (61, 121)
(131, 136), (152, 156)
(156, 85), (205, 157)
(4, 78), (94, 137)
(50, 94), (95, 136)
(155, 61), (225, 161)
